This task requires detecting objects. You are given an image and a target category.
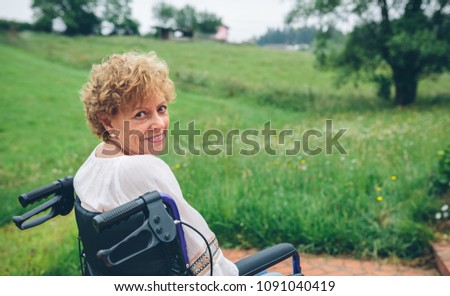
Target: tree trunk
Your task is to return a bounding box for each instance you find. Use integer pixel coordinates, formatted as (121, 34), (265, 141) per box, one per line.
(393, 70), (418, 105)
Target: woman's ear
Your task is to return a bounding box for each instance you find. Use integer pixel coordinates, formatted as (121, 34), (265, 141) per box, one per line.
(98, 113), (114, 131)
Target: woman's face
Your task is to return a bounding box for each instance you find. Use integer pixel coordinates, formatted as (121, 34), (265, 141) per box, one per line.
(105, 96), (170, 155)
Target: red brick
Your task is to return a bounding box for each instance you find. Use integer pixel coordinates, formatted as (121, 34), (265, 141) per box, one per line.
(223, 248), (438, 276)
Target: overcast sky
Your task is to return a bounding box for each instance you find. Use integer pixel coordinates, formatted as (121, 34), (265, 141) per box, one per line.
(0, 0), (295, 42)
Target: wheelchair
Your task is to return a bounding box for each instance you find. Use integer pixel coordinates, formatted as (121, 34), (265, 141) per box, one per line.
(12, 176), (302, 276)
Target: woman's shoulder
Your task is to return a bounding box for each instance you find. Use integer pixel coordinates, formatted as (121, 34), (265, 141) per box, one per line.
(117, 155), (177, 185)
(118, 154), (171, 172)
(117, 155), (182, 199)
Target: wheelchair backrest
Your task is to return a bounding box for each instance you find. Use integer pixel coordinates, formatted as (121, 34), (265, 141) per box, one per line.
(74, 193), (191, 276)
(76, 198), (161, 275)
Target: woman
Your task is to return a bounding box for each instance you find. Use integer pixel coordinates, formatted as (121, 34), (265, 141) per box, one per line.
(74, 52), (238, 276)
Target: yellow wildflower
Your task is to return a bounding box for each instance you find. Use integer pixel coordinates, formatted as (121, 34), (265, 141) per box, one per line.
(375, 186), (382, 192)
(377, 196), (383, 202)
(174, 164), (181, 169)
(391, 175), (397, 181)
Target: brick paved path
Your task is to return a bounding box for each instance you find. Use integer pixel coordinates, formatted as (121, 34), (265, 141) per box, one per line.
(223, 249), (439, 276)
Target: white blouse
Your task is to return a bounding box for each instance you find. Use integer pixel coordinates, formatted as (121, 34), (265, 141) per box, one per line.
(74, 143), (238, 276)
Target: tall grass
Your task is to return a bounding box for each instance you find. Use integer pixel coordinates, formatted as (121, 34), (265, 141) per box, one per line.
(0, 33), (449, 275)
(168, 105), (447, 260)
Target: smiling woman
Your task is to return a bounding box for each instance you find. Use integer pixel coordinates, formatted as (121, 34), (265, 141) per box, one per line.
(80, 52), (175, 156)
(100, 96), (170, 156)
(74, 51), (239, 276)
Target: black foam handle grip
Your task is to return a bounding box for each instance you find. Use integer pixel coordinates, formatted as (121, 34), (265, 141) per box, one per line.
(19, 181), (62, 207)
(92, 198), (146, 233)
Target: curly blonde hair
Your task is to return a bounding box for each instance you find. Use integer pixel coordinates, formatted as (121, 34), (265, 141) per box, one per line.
(80, 52), (175, 139)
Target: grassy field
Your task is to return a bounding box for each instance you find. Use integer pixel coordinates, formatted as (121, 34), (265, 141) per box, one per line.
(0, 32), (449, 275)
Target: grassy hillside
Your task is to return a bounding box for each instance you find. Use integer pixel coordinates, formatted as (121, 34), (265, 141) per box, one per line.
(0, 32), (449, 275)
(3, 32), (450, 112)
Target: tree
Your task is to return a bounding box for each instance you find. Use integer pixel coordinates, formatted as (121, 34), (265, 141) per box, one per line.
(31, 0), (58, 32)
(102, 0), (139, 35)
(32, 0), (101, 35)
(152, 3), (223, 37)
(175, 5), (198, 33)
(152, 2), (177, 28)
(286, 0), (450, 105)
(256, 26), (320, 46)
(197, 11), (222, 34)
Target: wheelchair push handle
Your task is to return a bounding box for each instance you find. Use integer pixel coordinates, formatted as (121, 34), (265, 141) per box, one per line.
(92, 191), (162, 233)
(13, 196), (62, 230)
(19, 177), (73, 207)
(93, 198), (146, 233)
(13, 176), (75, 230)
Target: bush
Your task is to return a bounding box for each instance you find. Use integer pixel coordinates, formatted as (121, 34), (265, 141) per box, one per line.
(0, 19), (33, 32)
(430, 146), (450, 196)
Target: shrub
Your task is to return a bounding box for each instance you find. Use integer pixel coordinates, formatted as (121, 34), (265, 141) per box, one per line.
(0, 19), (33, 32)
(430, 146), (450, 196)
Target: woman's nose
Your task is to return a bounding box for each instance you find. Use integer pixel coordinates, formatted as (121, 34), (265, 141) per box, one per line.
(148, 114), (166, 130)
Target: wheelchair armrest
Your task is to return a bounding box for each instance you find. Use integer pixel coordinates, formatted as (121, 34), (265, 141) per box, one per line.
(234, 243), (301, 276)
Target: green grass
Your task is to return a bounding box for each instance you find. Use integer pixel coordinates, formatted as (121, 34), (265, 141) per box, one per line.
(0, 32), (449, 275)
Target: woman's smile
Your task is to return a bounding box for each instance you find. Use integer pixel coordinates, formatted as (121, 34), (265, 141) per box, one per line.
(145, 133), (165, 143)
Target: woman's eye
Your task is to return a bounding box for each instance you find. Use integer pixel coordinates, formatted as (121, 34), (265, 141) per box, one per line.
(158, 105), (167, 113)
(134, 111), (147, 119)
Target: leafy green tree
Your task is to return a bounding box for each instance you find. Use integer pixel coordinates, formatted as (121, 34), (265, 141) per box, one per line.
(256, 26), (320, 46)
(32, 0), (101, 35)
(197, 11), (222, 34)
(152, 2), (176, 28)
(175, 5), (197, 32)
(152, 3), (223, 36)
(102, 0), (139, 35)
(31, 0), (57, 32)
(286, 0), (450, 105)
